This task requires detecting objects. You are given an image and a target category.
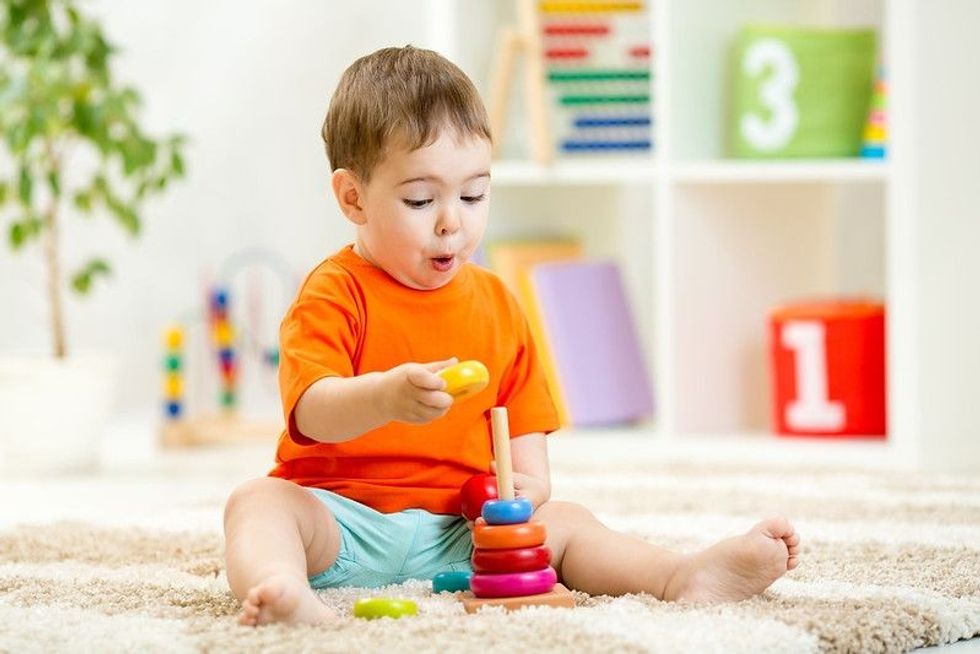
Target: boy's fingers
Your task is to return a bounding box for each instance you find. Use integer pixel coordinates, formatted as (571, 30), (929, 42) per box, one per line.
(422, 357), (458, 373)
(406, 365), (446, 390)
(418, 390), (453, 410)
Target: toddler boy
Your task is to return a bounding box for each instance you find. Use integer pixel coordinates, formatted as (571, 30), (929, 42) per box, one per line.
(225, 46), (800, 626)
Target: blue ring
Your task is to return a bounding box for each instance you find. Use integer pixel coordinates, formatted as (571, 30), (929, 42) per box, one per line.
(432, 570), (472, 593)
(481, 498), (534, 525)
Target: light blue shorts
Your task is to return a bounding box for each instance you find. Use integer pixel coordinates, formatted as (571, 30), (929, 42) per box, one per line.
(306, 487), (473, 589)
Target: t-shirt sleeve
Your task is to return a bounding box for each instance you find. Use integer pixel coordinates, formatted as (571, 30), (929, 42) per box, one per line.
(278, 266), (360, 445)
(497, 304), (561, 438)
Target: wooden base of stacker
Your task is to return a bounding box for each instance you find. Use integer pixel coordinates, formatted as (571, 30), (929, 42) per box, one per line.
(460, 583), (575, 613)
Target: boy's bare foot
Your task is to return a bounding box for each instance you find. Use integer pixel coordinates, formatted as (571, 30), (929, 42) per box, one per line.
(238, 573), (335, 626)
(665, 516), (801, 603)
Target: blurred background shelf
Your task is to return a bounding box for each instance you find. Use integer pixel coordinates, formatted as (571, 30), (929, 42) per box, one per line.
(670, 160), (890, 184)
(491, 158), (659, 186)
(4, 0), (975, 473)
(431, 0), (980, 472)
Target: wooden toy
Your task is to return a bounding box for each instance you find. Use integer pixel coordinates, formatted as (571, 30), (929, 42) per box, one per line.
(481, 497), (534, 524)
(353, 598), (418, 620)
(162, 324), (184, 419)
(470, 567), (558, 598)
(460, 407), (574, 613)
(437, 360), (489, 401)
(161, 250), (297, 448)
(489, 0), (653, 160)
(460, 473), (498, 521)
(209, 288), (238, 410)
(472, 545), (552, 574)
(487, 0), (552, 164)
(432, 570), (473, 593)
(472, 520), (547, 550)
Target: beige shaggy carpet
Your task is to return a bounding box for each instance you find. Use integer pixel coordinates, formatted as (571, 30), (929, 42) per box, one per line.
(1, 437), (979, 653)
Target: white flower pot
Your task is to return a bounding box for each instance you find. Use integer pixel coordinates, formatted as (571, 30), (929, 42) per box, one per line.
(0, 353), (116, 475)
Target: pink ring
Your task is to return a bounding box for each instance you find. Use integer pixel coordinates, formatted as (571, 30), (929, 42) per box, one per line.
(470, 566), (557, 598)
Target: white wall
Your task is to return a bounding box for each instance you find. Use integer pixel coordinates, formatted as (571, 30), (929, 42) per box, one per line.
(0, 1), (431, 415)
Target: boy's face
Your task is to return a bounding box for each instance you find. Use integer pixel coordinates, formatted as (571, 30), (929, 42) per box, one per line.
(339, 128), (491, 291)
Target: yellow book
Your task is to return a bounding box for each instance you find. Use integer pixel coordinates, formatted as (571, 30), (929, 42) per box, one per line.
(488, 239), (583, 426)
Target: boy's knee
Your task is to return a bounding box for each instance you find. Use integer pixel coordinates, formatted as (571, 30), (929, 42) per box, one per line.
(224, 477), (299, 522)
(536, 500), (594, 524)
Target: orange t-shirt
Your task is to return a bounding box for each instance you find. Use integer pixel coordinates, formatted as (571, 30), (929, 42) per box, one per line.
(268, 245), (560, 515)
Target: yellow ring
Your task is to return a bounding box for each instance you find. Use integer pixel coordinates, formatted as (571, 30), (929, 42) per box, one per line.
(438, 360), (489, 401)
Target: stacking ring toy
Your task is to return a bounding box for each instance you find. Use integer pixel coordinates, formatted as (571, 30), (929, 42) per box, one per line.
(460, 473), (498, 522)
(470, 567), (558, 598)
(432, 570), (472, 593)
(352, 598), (419, 620)
(472, 545), (552, 574)
(438, 360), (489, 400)
(472, 519), (546, 549)
(481, 497), (534, 524)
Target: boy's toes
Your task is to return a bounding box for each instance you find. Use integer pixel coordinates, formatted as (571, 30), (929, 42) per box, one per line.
(238, 604), (259, 626)
(757, 515), (795, 540)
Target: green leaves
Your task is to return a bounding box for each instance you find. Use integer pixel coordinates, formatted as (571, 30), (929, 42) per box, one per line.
(17, 165), (32, 204)
(8, 214), (43, 249)
(0, 0), (187, 297)
(70, 257), (111, 294)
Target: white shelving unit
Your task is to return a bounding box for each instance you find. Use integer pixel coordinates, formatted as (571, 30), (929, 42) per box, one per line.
(426, 0), (980, 473)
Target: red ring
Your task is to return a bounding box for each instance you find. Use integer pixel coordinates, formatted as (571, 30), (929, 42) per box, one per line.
(472, 545), (552, 573)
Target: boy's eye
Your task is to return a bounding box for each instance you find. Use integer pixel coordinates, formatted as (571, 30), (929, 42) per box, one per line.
(461, 194), (486, 204)
(403, 199), (432, 209)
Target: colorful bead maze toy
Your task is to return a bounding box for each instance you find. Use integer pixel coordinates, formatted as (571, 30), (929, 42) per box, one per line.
(162, 324), (185, 420)
(160, 249), (295, 447)
(460, 407), (575, 613)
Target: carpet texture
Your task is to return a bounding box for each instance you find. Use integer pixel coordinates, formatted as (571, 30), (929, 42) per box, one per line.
(1, 454), (979, 653)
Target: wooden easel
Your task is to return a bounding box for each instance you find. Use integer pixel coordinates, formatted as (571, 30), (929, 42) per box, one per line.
(488, 0), (553, 165)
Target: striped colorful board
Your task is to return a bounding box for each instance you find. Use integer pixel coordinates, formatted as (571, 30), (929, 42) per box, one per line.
(540, 0), (654, 155)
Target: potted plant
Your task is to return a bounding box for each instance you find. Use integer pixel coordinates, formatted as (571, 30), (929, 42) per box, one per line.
(0, 0), (185, 473)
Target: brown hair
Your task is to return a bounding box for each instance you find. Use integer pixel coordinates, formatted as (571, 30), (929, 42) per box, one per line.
(321, 45), (492, 181)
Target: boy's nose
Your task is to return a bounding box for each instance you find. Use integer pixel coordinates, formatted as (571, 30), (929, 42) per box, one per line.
(436, 208), (461, 235)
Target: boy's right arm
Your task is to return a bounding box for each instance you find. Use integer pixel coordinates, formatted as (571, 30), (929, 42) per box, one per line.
(293, 357), (458, 443)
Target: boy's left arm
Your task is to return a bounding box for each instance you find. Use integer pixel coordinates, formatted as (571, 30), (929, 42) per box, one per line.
(509, 433), (552, 510)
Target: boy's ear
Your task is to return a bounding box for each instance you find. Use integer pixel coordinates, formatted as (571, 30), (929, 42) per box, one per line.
(331, 169), (367, 225)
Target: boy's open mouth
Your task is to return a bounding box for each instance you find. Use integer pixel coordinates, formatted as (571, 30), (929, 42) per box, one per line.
(431, 255), (455, 272)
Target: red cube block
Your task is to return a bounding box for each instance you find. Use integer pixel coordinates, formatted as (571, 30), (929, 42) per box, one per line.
(769, 299), (886, 438)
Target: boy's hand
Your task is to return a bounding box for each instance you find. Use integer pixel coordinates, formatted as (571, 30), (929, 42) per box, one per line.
(513, 471), (551, 511)
(381, 357), (457, 425)
(489, 461), (552, 512)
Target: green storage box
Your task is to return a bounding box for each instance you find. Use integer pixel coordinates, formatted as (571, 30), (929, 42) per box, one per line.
(730, 26), (877, 158)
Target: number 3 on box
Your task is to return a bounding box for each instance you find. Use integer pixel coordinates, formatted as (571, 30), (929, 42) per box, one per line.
(740, 38), (800, 152)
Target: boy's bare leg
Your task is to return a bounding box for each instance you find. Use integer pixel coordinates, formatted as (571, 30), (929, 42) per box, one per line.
(224, 477), (341, 625)
(535, 501), (800, 602)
